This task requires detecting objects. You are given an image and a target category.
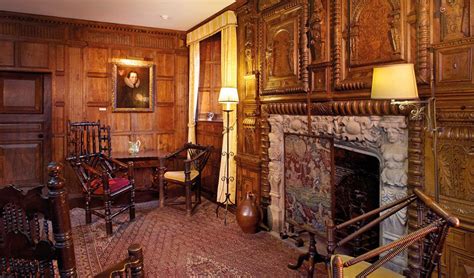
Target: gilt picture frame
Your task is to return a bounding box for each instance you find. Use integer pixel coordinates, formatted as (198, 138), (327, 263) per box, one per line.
(111, 59), (155, 112)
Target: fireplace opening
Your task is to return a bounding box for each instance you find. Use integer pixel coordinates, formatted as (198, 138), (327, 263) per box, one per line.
(334, 146), (380, 257)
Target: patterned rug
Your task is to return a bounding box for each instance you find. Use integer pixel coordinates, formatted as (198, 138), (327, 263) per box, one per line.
(71, 199), (324, 277)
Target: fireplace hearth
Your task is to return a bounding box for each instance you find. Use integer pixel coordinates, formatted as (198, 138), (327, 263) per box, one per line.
(334, 147), (380, 258)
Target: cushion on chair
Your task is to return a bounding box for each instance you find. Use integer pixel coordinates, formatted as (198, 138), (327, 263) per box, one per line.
(91, 177), (131, 194)
(330, 255), (404, 278)
(164, 170), (199, 182)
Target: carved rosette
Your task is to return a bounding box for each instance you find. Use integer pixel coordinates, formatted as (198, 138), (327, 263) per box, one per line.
(268, 114), (409, 269)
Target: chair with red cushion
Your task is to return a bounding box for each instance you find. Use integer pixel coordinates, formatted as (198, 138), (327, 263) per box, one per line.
(66, 121), (135, 236)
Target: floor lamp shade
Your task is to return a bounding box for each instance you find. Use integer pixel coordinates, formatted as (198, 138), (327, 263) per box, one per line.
(218, 87), (239, 104)
(371, 63), (419, 100)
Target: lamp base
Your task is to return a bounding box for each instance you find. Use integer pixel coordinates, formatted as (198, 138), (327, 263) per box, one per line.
(216, 193), (234, 225)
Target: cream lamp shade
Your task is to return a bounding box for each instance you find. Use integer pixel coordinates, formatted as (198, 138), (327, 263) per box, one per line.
(218, 87), (239, 104)
(371, 63), (419, 100)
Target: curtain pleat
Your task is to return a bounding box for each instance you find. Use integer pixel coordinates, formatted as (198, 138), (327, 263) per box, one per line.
(187, 42), (200, 144)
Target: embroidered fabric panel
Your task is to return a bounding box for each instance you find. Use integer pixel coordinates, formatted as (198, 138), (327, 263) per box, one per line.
(284, 133), (334, 234)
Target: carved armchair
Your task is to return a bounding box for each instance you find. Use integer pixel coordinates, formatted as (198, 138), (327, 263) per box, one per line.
(0, 162), (76, 277)
(66, 121), (135, 235)
(160, 143), (212, 216)
(327, 188), (459, 278)
(0, 162), (145, 277)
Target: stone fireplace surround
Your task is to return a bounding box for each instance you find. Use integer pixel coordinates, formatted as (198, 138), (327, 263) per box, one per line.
(260, 101), (425, 274)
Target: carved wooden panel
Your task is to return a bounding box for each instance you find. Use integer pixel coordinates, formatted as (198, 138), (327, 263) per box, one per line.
(442, 228), (474, 277)
(307, 0), (329, 64)
(331, 0), (426, 90)
(86, 77), (108, 103)
(437, 136), (474, 228)
(0, 74), (42, 113)
(157, 79), (174, 103)
(196, 121), (223, 200)
(156, 53), (175, 77)
(85, 47), (108, 74)
(18, 42), (49, 68)
(261, 1), (308, 95)
(236, 163), (261, 205)
(440, 0), (473, 41)
(435, 42), (474, 92)
(0, 142), (42, 186)
(0, 40), (14, 66)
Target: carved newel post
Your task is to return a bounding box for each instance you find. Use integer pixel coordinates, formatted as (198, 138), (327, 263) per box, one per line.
(47, 162), (77, 277)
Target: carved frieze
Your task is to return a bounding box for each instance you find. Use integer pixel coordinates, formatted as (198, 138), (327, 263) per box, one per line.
(261, 1), (308, 95)
(258, 0), (283, 12)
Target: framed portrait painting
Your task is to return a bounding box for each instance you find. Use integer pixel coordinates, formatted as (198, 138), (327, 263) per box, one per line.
(111, 59), (155, 112)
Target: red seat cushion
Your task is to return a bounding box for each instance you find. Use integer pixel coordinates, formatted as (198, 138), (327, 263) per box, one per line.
(90, 177), (131, 194)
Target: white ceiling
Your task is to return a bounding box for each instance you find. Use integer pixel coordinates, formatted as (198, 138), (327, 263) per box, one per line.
(0, 0), (235, 31)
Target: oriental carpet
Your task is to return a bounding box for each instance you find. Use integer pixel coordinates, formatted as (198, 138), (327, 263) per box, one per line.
(70, 199), (323, 277)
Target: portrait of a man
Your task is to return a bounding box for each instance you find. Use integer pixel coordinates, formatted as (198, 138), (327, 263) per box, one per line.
(112, 59), (154, 112)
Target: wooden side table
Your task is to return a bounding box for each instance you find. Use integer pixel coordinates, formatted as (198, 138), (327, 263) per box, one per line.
(112, 150), (168, 207)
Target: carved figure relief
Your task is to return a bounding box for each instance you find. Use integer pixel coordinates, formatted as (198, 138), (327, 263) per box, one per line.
(272, 30), (294, 77)
(350, 0), (397, 65)
(438, 142), (474, 203)
(244, 23), (255, 75)
(307, 0), (326, 63)
(441, 0), (470, 40)
(262, 3), (308, 94)
(332, 0), (424, 91)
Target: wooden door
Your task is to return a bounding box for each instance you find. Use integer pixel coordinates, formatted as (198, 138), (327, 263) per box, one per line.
(0, 72), (51, 188)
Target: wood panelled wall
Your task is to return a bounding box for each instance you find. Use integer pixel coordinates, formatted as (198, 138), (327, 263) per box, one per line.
(0, 11), (188, 193)
(234, 0), (474, 276)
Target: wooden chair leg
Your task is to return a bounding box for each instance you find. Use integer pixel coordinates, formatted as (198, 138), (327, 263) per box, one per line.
(197, 180), (202, 204)
(85, 194), (92, 224)
(185, 184), (192, 216)
(288, 233), (324, 277)
(130, 189), (136, 221)
(105, 198), (113, 235)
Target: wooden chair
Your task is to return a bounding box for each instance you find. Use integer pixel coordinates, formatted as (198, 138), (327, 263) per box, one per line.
(327, 188), (460, 278)
(0, 162), (77, 277)
(0, 162), (145, 277)
(66, 121), (136, 236)
(160, 143), (212, 216)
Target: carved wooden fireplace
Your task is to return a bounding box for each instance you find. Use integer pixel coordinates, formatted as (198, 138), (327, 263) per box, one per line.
(261, 100), (424, 272)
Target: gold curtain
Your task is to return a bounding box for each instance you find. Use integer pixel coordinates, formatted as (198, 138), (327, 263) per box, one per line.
(187, 42), (199, 144)
(216, 25), (238, 203)
(186, 11), (238, 203)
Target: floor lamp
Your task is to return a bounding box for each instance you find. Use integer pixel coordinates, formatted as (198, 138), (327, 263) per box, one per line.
(371, 63), (442, 277)
(216, 87), (239, 225)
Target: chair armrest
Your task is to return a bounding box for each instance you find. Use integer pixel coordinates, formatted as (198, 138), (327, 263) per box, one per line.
(81, 162), (103, 177)
(94, 244), (144, 278)
(164, 146), (187, 160)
